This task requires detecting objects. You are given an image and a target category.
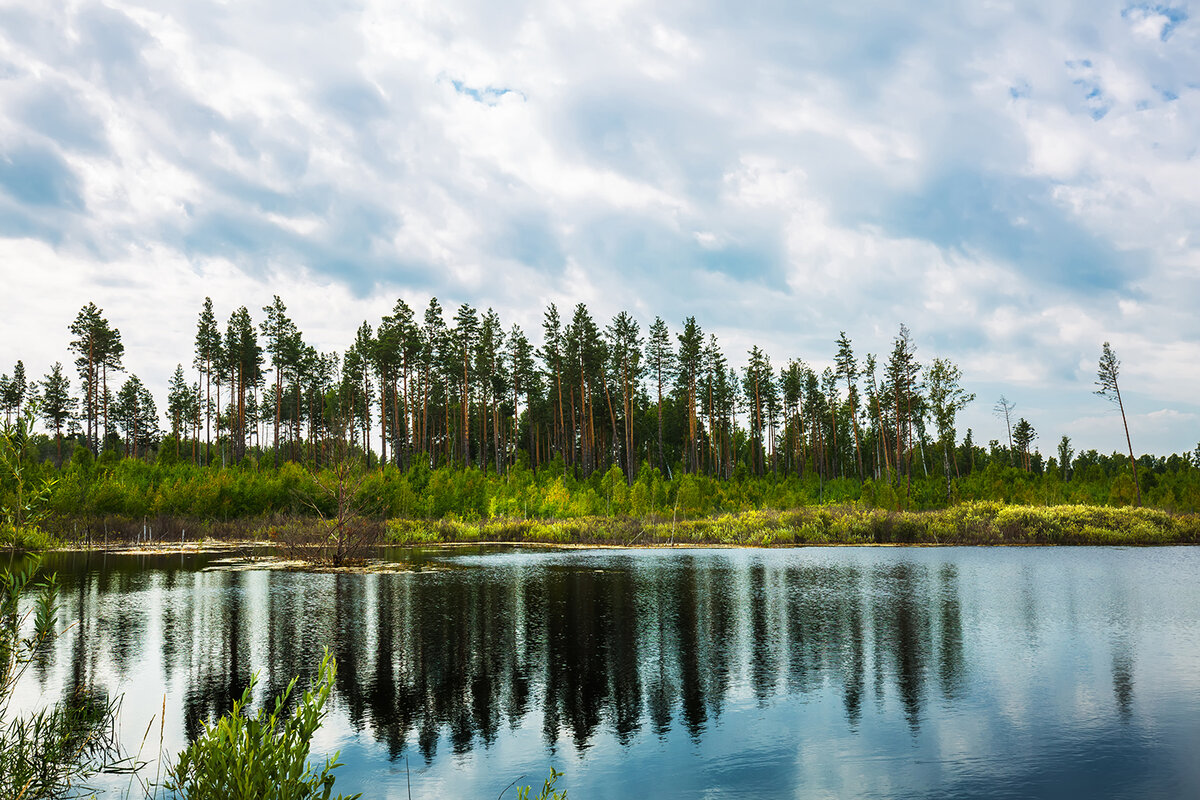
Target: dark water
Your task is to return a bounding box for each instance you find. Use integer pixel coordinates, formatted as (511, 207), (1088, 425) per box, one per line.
(13, 546), (1200, 799)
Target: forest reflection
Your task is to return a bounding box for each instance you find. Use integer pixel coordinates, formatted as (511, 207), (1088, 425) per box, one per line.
(43, 551), (973, 763)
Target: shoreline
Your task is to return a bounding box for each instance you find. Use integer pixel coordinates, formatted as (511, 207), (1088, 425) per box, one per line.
(14, 502), (1200, 555)
(38, 537), (1196, 557)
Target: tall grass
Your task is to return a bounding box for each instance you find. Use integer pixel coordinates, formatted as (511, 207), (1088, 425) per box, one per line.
(384, 503), (1200, 547)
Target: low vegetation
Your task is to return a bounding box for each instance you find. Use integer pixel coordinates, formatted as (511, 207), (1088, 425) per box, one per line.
(381, 503), (1199, 547)
(162, 651), (358, 800)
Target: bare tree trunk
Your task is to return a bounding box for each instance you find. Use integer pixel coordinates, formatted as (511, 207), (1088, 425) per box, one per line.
(1116, 386), (1142, 505)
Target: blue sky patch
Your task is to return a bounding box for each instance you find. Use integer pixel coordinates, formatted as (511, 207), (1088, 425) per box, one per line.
(1122, 4), (1188, 41)
(450, 80), (522, 106)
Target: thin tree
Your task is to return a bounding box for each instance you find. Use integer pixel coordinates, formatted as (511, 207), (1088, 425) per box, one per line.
(885, 325), (920, 498)
(260, 296), (298, 469)
(451, 305), (479, 467)
(508, 324), (538, 472)
(167, 364), (192, 458)
(1012, 418), (1036, 472)
(1057, 435), (1073, 481)
(96, 318), (124, 452)
(40, 362), (75, 466)
(835, 332), (865, 481)
(68, 303), (103, 453)
(676, 317), (704, 474)
(194, 298), (222, 466)
(606, 312), (642, 482)
(926, 357), (975, 500)
(993, 395), (1016, 465)
(645, 317), (674, 475)
(1, 361), (26, 423)
(1095, 341), (1141, 505)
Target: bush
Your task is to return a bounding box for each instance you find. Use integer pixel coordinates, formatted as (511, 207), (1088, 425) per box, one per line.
(163, 650), (358, 800)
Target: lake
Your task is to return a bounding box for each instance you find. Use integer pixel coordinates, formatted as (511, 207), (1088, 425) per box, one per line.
(13, 546), (1200, 799)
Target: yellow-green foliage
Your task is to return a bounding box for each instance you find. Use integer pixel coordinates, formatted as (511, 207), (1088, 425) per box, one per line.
(0, 523), (56, 550)
(381, 503), (1198, 547)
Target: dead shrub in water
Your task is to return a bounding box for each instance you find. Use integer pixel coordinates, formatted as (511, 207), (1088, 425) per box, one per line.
(270, 517), (382, 566)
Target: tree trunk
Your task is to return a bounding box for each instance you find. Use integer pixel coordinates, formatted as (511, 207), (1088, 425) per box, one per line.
(1116, 386), (1141, 505)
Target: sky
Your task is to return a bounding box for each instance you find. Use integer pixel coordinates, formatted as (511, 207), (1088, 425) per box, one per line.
(0, 0), (1198, 458)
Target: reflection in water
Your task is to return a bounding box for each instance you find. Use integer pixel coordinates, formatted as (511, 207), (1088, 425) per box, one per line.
(22, 547), (1200, 800)
(39, 549), (980, 761)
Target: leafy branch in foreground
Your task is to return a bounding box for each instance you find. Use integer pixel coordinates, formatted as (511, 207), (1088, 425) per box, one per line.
(162, 650), (359, 800)
(513, 767), (568, 800)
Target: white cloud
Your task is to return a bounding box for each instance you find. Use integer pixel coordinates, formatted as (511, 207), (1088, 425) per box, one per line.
(0, 0), (1198, 455)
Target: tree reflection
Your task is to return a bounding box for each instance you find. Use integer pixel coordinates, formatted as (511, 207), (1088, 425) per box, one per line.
(46, 550), (982, 761)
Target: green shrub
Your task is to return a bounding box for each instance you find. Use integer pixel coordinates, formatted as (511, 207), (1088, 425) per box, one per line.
(384, 519), (440, 545)
(512, 767), (568, 800)
(0, 523), (56, 550)
(163, 650), (358, 800)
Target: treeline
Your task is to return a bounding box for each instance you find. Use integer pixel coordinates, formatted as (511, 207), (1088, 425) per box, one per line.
(6, 296), (1190, 505)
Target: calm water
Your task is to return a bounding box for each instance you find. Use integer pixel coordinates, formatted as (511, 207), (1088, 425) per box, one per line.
(13, 546), (1200, 799)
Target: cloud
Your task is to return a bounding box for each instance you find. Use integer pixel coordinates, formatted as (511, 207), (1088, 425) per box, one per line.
(0, 0), (1197, 456)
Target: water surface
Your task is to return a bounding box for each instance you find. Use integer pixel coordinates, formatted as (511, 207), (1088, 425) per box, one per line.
(15, 546), (1200, 799)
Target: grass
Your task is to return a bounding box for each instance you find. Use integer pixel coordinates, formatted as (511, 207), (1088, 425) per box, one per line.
(0, 524), (58, 551)
(383, 503), (1200, 547)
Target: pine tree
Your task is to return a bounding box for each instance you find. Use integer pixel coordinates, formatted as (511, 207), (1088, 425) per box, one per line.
(676, 317), (704, 474)
(374, 307), (403, 469)
(743, 346), (771, 476)
(539, 304), (565, 469)
(885, 324), (920, 499)
(564, 304), (603, 475)
(645, 317), (674, 474)
(167, 364), (192, 458)
(821, 367), (840, 478)
(1012, 418), (1037, 472)
(1095, 342), (1141, 505)
(926, 357), (975, 499)
(1057, 435), (1073, 481)
(96, 318), (124, 452)
(835, 332), (865, 481)
(1, 361), (27, 422)
(508, 324), (539, 472)
(113, 374), (157, 459)
(475, 309), (505, 473)
(225, 307), (262, 462)
(68, 303), (103, 453)
(451, 305), (478, 467)
(802, 366), (826, 490)
(606, 312), (642, 482)
(40, 362), (75, 466)
(780, 360), (804, 477)
(194, 298), (223, 466)
(703, 335), (732, 478)
(420, 299), (448, 465)
(390, 298), (419, 469)
(260, 296), (299, 468)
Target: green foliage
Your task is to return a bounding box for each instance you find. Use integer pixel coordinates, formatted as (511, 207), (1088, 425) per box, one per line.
(1, 404), (59, 550)
(378, 502), (1197, 547)
(513, 767), (568, 800)
(163, 650), (359, 800)
(13, 437), (1200, 546)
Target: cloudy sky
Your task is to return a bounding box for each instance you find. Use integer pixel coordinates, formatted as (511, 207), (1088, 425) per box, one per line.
(1, 0), (1197, 457)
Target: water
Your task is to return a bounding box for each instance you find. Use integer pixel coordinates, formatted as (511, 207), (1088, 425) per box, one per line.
(13, 546), (1200, 799)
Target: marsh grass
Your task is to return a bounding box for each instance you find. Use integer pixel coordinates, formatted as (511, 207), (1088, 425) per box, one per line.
(383, 503), (1200, 547)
